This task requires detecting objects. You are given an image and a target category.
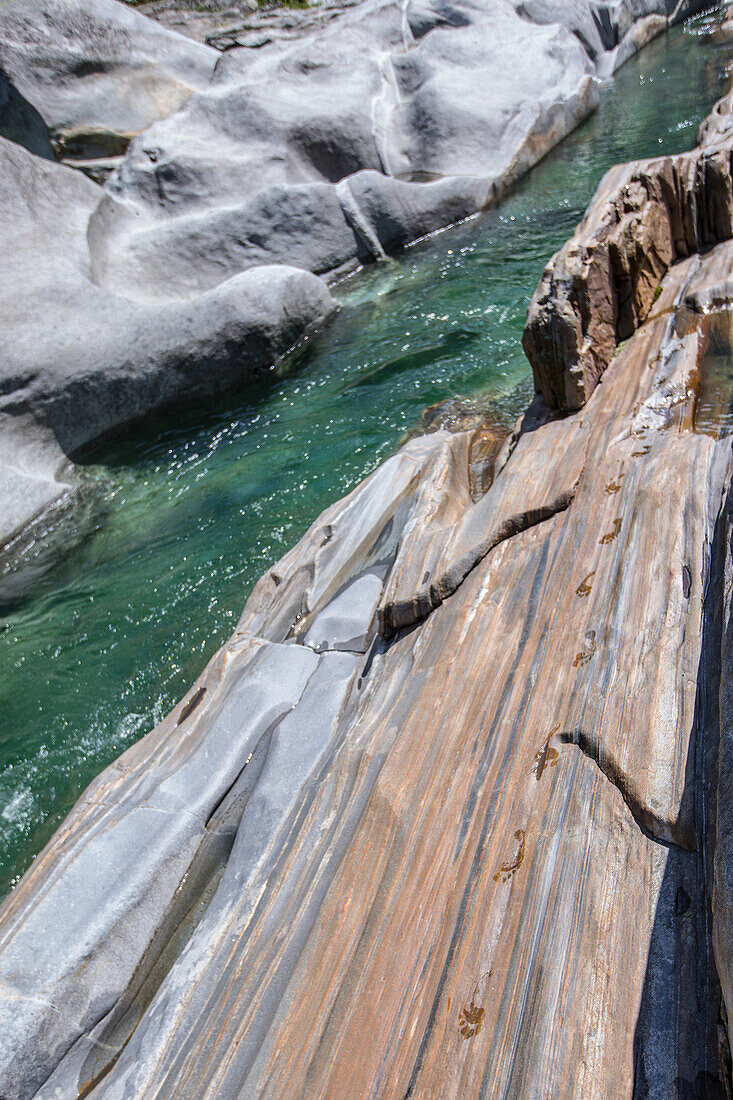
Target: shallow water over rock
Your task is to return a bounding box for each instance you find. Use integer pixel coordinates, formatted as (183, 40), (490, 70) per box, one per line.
(0, 12), (730, 897)
(696, 310), (733, 437)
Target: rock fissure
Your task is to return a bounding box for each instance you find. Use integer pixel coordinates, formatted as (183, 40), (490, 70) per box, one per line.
(558, 728), (695, 850)
(380, 476), (582, 637)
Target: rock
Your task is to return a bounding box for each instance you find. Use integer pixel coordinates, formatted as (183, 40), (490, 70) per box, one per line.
(379, 400), (589, 634)
(125, 0), (299, 46)
(0, 135), (336, 548)
(523, 85), (733, 411)
(0, 0), (216, 167)
(417, 400), (513, 498)
(303, 571), (384, 652)
(89, 0), (703, 303)
(0, 633), (322, 1099)
(2, 122), (733, 1094)
(237, 430), (464, 642)
(0, 5), (335, 549)
(0, 431), (453, 1099)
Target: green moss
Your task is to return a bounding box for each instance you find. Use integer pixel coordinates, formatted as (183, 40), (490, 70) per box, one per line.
(258, 0), (310, 8)
(653, 283), (663, 303)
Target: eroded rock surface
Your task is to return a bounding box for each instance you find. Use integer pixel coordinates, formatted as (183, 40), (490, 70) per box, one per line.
(93, 0), (711, 304)
(0, 0), (716, 553)
(523, 85), (733, 410)
(3, 86), (733, 1096)
(0, 0), (216, 172)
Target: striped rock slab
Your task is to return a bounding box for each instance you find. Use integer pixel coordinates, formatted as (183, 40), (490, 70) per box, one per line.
(4, 219), (733, 1100)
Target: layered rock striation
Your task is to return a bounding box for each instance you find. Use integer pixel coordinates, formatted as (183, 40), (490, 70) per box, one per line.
(3, 73), (733, 1100)
(524, 84), (733, 410)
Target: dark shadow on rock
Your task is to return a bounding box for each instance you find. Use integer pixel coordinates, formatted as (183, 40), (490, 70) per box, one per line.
(632, 495), (729, 1099)
(0, 67), (54, 160)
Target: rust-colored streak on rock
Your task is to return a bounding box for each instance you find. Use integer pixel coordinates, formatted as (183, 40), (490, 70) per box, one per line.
(177, 685), (206, 725)
(572, 629), (597, 667)
(493, 830), (526, 884)
(533, 725), (560, 780)
(458, 996), (486, 1040)
(575, 571), (596, 598)
(599, 518), (622, 544)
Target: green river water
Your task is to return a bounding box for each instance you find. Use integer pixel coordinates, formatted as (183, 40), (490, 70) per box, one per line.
(0, 10), (730, 897)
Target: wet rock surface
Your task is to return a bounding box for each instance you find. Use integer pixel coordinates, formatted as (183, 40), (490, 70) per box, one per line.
(3, 77), (733, 1100)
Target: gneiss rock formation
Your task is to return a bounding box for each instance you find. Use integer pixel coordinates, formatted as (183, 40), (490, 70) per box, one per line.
(3, 78), (733, 1100)
(523, 83), (733, 410)
(0, 0), (714, 551)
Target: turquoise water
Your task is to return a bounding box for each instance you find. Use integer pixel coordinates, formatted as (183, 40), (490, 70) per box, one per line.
(0, 11), (730, 897)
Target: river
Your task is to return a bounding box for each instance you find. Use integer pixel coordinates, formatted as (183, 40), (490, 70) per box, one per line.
(0, 8), (730, 896)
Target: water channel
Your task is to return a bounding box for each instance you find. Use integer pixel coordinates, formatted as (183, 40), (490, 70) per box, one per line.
(0, 10), (731, 897)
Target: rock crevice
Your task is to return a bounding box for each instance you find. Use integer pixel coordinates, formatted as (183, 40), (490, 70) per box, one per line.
(524, 87), (733, 410)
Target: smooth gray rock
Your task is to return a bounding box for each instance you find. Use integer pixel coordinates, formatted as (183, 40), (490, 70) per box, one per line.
(0, 0), (216, 161)
(0, 634), (319, 1100)
(93, 0), (599, 298)
(85, 650), (360, 1100)
(304, 570), (384, 651)
(89, 0), (712, 305)
(0, 135), (336, 547)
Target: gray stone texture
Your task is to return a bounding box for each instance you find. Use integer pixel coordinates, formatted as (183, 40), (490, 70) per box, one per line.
(0, 0), (711, 550)
(0, 20), (732, 1094)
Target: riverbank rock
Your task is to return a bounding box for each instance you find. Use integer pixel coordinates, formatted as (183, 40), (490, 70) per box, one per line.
(3, 82), (733, 1097)
(0, 135), (336, 548)
(523, 87), (733, 411)
(0, 0), (721, 552)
